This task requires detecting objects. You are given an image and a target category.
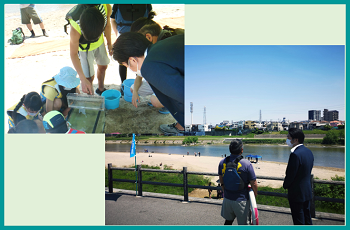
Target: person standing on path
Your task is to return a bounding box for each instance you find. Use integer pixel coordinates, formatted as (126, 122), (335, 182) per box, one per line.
(20, 4), (49, 37)
(283, 128), (314, 225)
(218, 139), (257, 225)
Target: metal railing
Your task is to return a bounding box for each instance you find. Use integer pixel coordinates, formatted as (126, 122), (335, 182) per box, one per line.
(107, 163), (344, 218)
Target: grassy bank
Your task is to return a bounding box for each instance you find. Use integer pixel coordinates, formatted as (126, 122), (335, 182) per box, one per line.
(105, 165), (211, 196)
(256, 175), (344, 214)
(240, 139), (323, 145)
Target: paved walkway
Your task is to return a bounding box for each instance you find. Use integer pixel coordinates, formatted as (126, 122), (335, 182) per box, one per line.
(105, 188), (345, 225)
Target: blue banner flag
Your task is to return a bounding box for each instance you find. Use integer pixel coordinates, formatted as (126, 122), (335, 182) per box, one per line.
(130, 133), (136, 158)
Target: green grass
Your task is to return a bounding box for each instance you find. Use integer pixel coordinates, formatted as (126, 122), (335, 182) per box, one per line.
(241, 139), (323, 144)
(257, 176), (345, 215)
(106, 165), (211, 196)
(280, 130), (341, 135)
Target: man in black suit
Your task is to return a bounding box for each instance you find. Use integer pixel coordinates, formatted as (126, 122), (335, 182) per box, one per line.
(283, 128), (314, 225)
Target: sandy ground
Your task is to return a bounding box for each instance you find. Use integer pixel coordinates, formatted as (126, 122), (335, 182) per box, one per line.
(4, 4), (184, 133)
(105, 151), (345, 198)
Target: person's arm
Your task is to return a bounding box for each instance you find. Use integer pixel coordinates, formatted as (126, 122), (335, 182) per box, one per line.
(219, 175), (225, 192)
(75, 87), (80, 94)
(45, 99), (54, 113)
(104, 4), (113, 56)
(110, 4), (118, 37)
(69, 26), (93, 95)
(131, 75), (143, 108)
(111, 18), (118, 37)
(250, 179), (258, 197)
(283, 153), (299, 189)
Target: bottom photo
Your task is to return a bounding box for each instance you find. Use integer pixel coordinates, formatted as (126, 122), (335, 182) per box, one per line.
(105, 131), (345, 225)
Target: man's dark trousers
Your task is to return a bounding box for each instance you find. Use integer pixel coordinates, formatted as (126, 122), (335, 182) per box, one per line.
(288, 199), (312, 225)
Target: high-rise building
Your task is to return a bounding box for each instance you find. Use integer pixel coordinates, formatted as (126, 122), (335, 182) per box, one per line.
(308, 110), (321, 121)
(323, 109), (339, 121)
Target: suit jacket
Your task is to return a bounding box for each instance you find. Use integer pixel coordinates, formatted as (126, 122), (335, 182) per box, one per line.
(141, 34), (184, 127)
(283, 145), (314, 202)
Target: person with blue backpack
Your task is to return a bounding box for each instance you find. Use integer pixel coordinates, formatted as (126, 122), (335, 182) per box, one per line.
(218, 139), (258, 225)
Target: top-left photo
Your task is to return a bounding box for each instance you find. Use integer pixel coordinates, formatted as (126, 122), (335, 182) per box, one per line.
(5, 4), (184, 134)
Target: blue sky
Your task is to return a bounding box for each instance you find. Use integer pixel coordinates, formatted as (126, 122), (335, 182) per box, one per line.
(185, 45), (345, 125)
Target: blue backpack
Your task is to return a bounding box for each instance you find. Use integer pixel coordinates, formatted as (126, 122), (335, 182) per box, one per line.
(223, 155), (245, 191)
(115, 4), (151, 34)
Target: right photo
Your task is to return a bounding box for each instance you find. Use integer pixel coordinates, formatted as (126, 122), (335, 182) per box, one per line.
(105, 4), (345, 226)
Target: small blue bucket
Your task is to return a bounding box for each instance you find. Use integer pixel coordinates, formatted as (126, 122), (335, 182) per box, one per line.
(122, 79), (135, 97)
(124, 95), (132, 103)
(101, 89), (121, 110)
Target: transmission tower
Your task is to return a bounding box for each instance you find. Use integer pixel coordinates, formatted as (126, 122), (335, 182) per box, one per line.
(190, 102), (193, 126)
(259, 110), (262, 124)
(203, 106), (206, 125)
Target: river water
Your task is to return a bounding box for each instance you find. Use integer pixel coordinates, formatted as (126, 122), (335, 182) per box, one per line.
(105, 144), (345, 169)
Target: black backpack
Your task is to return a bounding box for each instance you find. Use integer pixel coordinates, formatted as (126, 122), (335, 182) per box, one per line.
(223, 155), (245, 191)
(64, 4), (103, 51)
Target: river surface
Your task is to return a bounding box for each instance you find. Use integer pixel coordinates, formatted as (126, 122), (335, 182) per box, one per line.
(105, 144), (345, 169)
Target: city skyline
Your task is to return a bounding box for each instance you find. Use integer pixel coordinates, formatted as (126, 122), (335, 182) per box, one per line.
(185, 45), (345, 125)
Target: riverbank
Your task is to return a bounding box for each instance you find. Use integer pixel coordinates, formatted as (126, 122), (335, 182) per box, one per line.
(105, 151), (345, 189)
(105, 139), (344, 148)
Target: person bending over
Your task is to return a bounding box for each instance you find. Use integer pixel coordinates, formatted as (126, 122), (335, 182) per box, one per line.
(43, 111), (85, 134)
(68, 4), (112, 95)
(40, 66), (80, 117)
(7, 91), (43, 129)
(113, 32), (184, 134)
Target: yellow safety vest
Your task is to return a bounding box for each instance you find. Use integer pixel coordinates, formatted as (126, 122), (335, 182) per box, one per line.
(69, 4), (108, 52)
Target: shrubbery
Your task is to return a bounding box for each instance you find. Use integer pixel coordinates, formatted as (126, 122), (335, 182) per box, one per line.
(322, 130), (344, 145)
(182, 136), (198, 145)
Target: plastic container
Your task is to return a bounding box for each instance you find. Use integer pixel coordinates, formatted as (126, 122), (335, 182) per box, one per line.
(67, 93), (105, 111)
(101, 89), (121, 110)
(124, 95), (132, 103)
(122, 79), (135, 97)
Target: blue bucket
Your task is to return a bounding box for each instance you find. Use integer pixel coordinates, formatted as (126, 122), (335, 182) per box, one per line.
(101, 89), (121, 110)
(122, 79), (135, 97)
(124, 95), (132, 103)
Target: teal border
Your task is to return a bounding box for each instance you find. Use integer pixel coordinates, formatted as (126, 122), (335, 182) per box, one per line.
(2, 1), (347, 229)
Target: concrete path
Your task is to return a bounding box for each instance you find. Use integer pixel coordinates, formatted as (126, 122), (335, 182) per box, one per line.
(105, 188), (345, 225)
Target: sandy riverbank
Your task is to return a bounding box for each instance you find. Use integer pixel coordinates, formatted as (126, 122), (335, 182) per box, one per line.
(105, 151), (345, 189)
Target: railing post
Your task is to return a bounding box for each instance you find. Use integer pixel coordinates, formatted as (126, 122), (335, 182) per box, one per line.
(137, 165), (142, 196)
(183, 167), (188, 201)
(108, 163), (113, 193)
(310, 174), (316, 218)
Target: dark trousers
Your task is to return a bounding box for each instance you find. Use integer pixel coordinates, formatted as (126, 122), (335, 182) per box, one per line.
(288, 199), (313, 225)
(119, 65), (127, 83)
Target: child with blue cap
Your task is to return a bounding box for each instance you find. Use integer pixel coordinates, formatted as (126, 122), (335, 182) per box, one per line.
(40, 66), (80, 117)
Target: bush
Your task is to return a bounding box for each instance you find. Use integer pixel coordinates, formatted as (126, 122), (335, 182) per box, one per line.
(183, 136), (198, 145)
(322, 130), (339, 144)
(314, 175), (345, 214)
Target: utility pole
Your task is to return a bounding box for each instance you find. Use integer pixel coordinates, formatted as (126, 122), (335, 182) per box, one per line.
(203, 106), (206, 125)
(190, 102), (193, 126)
